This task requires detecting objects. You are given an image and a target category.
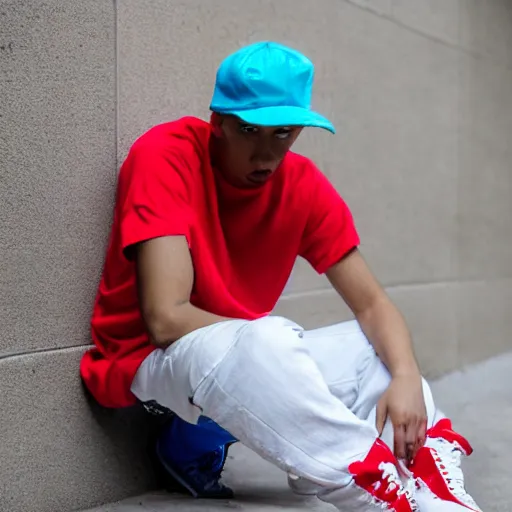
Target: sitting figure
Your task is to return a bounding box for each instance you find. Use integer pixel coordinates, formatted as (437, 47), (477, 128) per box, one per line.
(81, 41), (482, 512)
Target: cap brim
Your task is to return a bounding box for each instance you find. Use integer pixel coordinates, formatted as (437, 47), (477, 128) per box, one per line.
(224, 105), (336, 134)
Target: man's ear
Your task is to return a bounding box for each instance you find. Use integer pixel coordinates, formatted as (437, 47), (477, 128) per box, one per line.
(210, 112), (223, 137)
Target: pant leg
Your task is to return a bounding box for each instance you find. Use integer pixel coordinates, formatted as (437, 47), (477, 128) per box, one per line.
(304, 321), (476, 512)
(131, 316), (384, 511)
(304, 320), (442, 448)
(303, 319), (384, 418)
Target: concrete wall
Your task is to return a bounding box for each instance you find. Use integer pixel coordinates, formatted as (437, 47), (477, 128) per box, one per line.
(1, 1), (511, 511)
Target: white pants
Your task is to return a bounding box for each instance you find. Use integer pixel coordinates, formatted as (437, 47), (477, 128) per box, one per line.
(131, 316), (440, 510)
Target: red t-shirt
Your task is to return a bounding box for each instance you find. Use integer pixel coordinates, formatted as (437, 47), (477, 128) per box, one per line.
(80, 117), (360, 408)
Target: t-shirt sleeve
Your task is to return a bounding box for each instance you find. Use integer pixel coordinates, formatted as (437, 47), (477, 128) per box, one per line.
(118, 143), (194, 259)
(299, 166), (360, 274)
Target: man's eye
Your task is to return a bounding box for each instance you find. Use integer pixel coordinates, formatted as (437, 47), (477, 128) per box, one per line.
(275, 130), (291, 139)
(240, 124), (258, 134)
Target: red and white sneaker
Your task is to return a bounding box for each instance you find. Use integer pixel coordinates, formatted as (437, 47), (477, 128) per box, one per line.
(409, 418), (481, 511)
(348, 439), (418, 511)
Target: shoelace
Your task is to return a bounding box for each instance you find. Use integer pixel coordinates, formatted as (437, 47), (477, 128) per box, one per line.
(370, 462), (418, 510)
(429, 438), (479, 509)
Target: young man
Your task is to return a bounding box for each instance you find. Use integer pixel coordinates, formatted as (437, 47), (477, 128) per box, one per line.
(81, 42), (482, 511)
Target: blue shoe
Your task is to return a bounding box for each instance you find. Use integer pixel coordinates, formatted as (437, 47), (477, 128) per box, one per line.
(156, 437), (234, 499)
(154, 416), (236, 499)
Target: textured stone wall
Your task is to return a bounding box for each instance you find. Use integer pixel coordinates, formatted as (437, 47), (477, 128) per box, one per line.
(1, 1), (511, 510)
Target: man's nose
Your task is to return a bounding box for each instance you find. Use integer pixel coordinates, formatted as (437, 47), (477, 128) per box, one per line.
(251, 147), (278, 166)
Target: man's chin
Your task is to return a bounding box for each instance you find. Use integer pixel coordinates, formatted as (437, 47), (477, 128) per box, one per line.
(246, 170), (274, 186)
(218, 169), (273, 189)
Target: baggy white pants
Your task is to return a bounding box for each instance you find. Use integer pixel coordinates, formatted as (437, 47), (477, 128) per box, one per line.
(131, 316), (440, 510)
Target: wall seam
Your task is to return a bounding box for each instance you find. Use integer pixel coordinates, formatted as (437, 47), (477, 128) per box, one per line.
(114, 0), (119, 173)
(342, 0), (464, 50)
(281, 276), (512, 299)
(454, 0), (463, 369)
(0, 344), (92, 362)
(341, 0), (512, 71)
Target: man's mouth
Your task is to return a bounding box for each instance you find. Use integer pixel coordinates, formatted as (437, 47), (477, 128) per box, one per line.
(247, 169), (273, 184)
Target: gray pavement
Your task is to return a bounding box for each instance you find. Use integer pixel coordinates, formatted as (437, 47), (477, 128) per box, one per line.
(84, 352), (512, 511)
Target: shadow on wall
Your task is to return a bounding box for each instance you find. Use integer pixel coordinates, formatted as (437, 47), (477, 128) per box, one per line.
(81, 385), (161, 487)
(81, 385), (187, 498)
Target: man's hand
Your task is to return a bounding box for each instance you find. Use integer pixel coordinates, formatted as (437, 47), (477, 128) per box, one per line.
(376, 373), (427, 462)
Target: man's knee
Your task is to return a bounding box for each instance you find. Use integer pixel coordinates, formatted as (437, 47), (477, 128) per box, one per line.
(237, 315), (303, 352)
(218, 315), (306, 379)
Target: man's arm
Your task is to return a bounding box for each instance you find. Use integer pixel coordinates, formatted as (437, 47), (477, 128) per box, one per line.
(135, 235), (231, 348)
(326, 248), (427, 460)
(326, 248), (419, 378)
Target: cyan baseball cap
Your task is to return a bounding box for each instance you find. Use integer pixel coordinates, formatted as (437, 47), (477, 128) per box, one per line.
(210, 41), (335, 134)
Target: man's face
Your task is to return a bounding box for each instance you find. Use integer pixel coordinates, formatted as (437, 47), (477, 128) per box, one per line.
(211, 115), (303, 188)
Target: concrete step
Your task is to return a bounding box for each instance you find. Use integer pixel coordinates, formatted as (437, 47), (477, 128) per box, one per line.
(83, 443), (328, 512)
(83, 353), (512, 512)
